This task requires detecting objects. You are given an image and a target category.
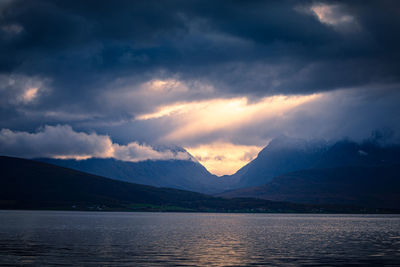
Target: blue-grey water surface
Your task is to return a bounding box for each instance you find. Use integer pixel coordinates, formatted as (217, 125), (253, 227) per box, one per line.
(0, 211), (400, 266)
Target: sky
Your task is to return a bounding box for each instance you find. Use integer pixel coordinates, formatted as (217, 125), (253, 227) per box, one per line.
(1, 0), (400, 175)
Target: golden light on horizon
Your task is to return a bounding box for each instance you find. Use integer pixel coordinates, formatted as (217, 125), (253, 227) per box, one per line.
(185, 142), (263, 176)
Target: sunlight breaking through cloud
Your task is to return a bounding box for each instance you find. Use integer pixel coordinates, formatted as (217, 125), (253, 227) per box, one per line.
(137, 94), (322, 144)
(1, 0), (399, 177)
(133, 94), (322, 175)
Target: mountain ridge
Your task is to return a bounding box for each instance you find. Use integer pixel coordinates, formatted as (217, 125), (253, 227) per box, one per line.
(217, 164), (400, 209)
(36, 157), (225, 194)
(2, 156), (383, 213)
(223, 137), (400, 190)
(34, 137), (400, 193)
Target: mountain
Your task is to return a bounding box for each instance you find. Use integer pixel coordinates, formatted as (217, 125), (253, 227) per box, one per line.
(36, 157), (225, 194)
(223, 137), (400, 190)
(222, 136), (328, 189)
(218, 138), (400, 209)
(36, 137), (400, 195)
(218, 164), (400, 209)
(1, 156), (379, 213)
(314, 140), (400, 168)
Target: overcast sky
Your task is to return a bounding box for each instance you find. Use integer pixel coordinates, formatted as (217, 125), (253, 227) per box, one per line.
(1, 0), (400, 175)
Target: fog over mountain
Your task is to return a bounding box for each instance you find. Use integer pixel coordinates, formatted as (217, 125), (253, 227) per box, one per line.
(211, 136), (400, 209)
(223, 135), (400, 187)
(34, 135), (400, 204)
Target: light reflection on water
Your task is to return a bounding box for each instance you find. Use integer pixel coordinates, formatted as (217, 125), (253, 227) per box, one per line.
(0, 211), (400, 266)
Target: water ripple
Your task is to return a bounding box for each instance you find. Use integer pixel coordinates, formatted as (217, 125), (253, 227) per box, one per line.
(0, 211), (399, 266)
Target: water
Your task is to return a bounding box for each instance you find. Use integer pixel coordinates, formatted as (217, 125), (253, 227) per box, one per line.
(0, 211), (399, 266)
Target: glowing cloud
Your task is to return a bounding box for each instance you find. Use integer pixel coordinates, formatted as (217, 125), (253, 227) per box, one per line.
(295, 2), (359, 32)
(143, 79), (187, 93)
(20, 87), (39, 103)
(137, 94), (321, 144)
(304, 3), (360, 32)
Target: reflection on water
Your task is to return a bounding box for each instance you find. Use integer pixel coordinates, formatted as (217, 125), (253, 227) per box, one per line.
(0, 211), (400, 266)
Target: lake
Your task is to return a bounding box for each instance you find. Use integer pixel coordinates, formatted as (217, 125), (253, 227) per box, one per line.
(0, 211), (399, 266)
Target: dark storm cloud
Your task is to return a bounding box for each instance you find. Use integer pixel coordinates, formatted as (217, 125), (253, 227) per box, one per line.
(2, 0), (400, 91)
(0, 0), (399, 146)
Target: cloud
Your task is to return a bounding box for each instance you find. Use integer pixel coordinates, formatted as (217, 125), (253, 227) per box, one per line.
(1, 85), (399, 176)
(0, 125), (192, 161)
(132, 84), (400, 151)
(0, 0), (400, 174)
(276, 85), (400, 143)
(1, 23), (23, 35)
(0, 74), (49, 106)
(19, 87), (39, 103)
(0, 125), (112, 159)
(208, 84), (400, 146)
(0, 0), (399, 106)
(136, 94), (321, 145)
(113, 142), (191, 162)
(298, 2), (360, 32)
